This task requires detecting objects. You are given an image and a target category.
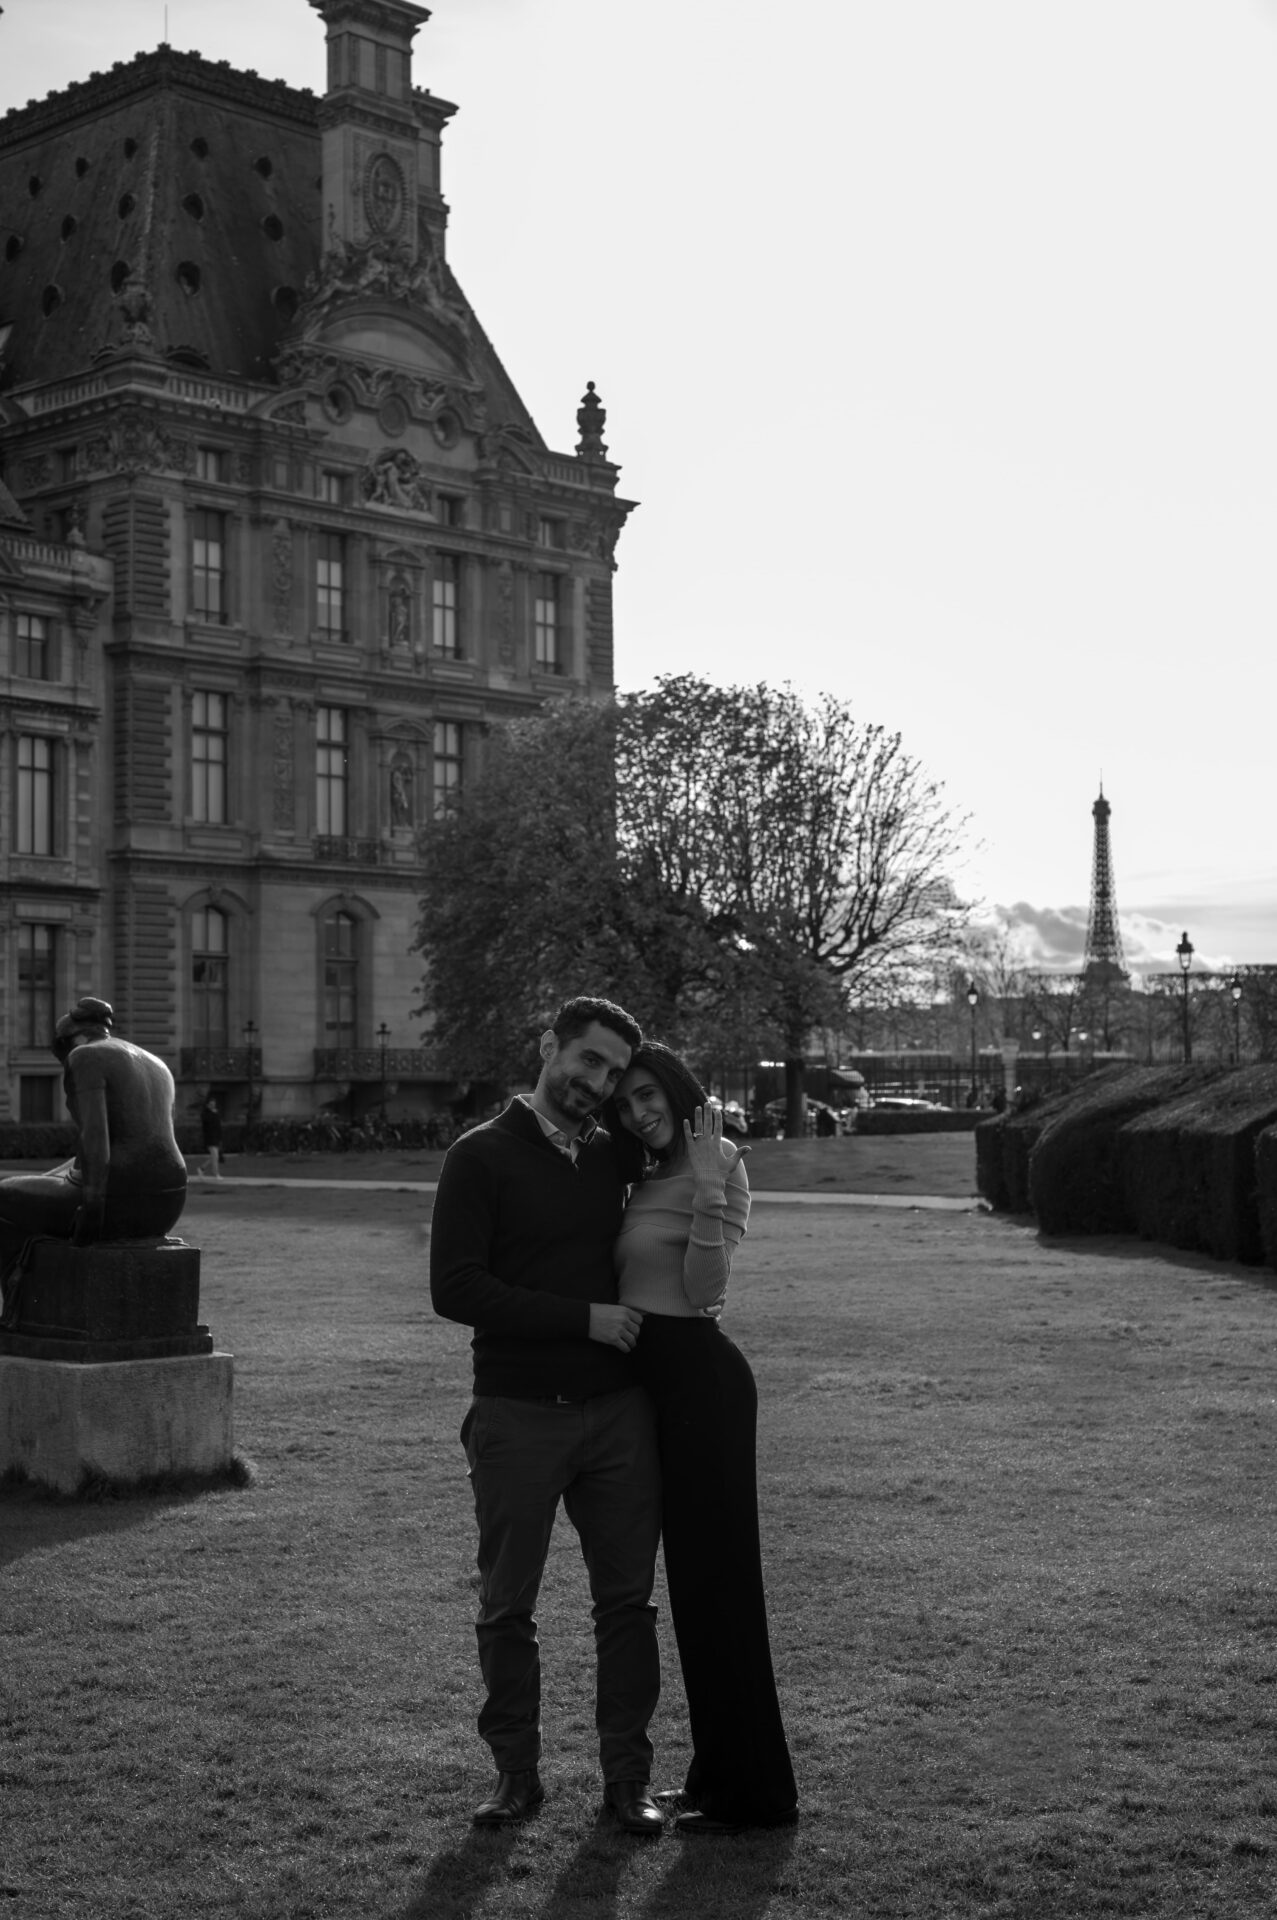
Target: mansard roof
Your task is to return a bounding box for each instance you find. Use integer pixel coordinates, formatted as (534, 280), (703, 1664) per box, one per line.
(0, 45), (540, 439)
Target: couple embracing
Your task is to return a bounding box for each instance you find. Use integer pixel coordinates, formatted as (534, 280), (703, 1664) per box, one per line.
(429, 996), (798, 1837)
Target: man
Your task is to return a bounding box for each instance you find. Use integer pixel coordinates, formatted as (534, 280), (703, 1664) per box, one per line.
(430, 996), (664, 1835)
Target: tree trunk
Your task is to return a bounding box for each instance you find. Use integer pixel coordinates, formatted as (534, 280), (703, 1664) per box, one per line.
(784, 1056), (807, 1140)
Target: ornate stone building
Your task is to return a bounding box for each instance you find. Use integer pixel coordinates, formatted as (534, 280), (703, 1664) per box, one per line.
(0, 0), (633, 1124)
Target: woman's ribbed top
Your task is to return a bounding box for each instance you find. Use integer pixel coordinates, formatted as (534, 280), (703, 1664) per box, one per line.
(615, 1156), (751, 1316)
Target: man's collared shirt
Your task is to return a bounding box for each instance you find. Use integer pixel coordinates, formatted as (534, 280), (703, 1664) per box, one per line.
(517, 1093), (599, 1165)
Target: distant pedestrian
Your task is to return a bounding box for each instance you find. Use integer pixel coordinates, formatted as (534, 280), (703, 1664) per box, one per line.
(199, 1094), (223, 1180)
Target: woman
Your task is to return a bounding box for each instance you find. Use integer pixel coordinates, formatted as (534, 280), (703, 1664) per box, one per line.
(604, 1043), (798, 1834)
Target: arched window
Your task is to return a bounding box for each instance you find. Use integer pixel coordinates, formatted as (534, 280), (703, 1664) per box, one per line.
(322, 911), (358, 1046)
(192, 906), (229, 1046)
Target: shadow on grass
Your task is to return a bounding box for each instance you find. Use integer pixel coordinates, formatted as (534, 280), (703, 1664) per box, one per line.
(0, 1459), (254, 1569)
(399, 1825), (518, 1920)
(397, 1812), (798, 1920)
(636, 1822), (799, 1919)
(1035, 1228), (1277, 1288)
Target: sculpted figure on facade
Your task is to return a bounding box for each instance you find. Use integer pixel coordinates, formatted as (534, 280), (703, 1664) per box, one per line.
(390, 758), (414, 828)
(363, 447), (430, 512)
(115, 270), (155, 350)
(388, 577), (411, 649)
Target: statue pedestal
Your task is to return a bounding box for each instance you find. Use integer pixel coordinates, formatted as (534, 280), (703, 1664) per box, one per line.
(0, 1236), (211, 1362)
(0, 1236), (232, 1493)
(0, 1352), (233, 1494)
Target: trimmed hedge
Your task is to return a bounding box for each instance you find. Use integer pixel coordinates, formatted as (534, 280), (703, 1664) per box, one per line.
(1116, 1065), (1277, 1265)
(853, 1109), (985, 1135)
(0, 1122), (78, 1160)
(974, 1114), (1012, 1211)
(976, 1071), (1132, 1214)
(1256, 1125), (1277, 1274)
(1027, 1065), (1223, 1238)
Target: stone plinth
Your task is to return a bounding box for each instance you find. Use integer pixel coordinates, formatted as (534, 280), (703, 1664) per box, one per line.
(0, 1236), (211, 1362)
(0, 1352), (234, 1494)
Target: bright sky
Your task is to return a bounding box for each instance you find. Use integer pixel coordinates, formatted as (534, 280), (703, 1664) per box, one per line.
(4, 0), (1275, 970)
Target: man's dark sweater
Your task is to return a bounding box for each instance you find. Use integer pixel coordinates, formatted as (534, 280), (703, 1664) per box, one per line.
(429, 1098), (636, 1399)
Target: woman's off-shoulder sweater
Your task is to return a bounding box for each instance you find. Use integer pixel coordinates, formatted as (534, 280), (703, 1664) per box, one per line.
(614, 1155), (751, 1316)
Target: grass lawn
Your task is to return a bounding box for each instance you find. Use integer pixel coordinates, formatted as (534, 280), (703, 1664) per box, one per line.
(3, 1180), (1276, 1918)
(123, 1128), (977, 1199)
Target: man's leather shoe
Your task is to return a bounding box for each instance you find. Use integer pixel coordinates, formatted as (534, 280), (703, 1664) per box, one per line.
(652, 1788), (695, 1816)
(473, 1769), (544, 1826)
(605, 1781), (664, 1834)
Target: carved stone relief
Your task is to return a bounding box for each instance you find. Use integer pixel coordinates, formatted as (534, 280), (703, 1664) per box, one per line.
(362, 447), (431, 512)
(495, 559), (516, 665)
(271, 520), (293, 636)
(272, 702), (295, 831)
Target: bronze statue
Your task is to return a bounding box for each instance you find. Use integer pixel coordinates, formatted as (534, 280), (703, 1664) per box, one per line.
(0, 997), (187, 1266)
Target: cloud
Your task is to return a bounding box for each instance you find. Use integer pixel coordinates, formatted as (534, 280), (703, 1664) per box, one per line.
(982, 902), (1237, 975)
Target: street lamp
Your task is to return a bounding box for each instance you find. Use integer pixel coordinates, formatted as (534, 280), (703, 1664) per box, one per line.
(966, 981), (979, 1106)
(1175, 930), (1194, 1063)
(377, 1022), (391, 1122)
(1230, 975), (1243, 1066)
(243, 1019), (258, 1131)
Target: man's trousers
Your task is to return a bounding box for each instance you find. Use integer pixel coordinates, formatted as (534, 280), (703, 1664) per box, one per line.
(461, 1385), (661, 1781)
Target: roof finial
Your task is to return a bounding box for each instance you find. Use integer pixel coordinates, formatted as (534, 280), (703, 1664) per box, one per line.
(575, 380), (608, 459)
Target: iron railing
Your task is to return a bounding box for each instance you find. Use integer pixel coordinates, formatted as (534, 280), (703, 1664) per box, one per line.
(312, 1047), (446, 1080)
(179, 1046), (261, 1080)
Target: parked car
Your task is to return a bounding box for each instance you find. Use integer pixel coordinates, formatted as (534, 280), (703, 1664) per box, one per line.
(870, 1095), (948, 1112)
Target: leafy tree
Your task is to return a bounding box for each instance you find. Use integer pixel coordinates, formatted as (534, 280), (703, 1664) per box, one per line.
(410, 698), (628, 1080)
(412, 678), (970, 1121)
(696, 681), (969, 1130)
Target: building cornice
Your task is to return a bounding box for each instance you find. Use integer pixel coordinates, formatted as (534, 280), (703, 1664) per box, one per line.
(0, 46), (319, 149)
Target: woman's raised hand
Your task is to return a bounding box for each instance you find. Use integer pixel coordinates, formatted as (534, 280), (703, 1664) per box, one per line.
(683, 1103), (745, 1178)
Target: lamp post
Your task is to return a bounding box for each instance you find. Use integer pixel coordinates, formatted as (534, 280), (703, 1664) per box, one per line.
(377, 1022), (391, 1122)
(1230, 975), (1243, 1065)
(966, 981), (979, 1106)
(243, 1019), (258, 1132)
(1175, 930), (1194, 1063)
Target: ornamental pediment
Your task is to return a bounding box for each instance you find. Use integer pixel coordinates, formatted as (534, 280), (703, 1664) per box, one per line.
(272, 342), (486, 442)
(292, 233), (475, 376)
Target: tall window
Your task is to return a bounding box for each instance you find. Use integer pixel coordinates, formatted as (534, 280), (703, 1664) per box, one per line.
(319, 470), (344, 505)
(316, 707), (347, 835)
(191, 508), (227, 622)
(432, 555), (459, 657)
(17, 924), (56, 1047)
(192, 691), (228, 823)
(19, 1076), (56, 1122)
(17, 735), (54, 854)
(15, 613), (49, 679)
(196, 446), (225, 483)
(433, 719), (462, 817)
(323, 912), (358, 1045)
(316, 532), (345, 636)
(534, 574), (559, 671)
(191, 906), (229, 1046)
(537, 517), (564, 550)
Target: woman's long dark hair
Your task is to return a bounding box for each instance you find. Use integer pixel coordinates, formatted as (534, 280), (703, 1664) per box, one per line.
(602, 1041), (709, 1184)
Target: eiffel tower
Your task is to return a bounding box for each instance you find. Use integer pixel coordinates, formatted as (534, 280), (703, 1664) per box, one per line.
(1083, 783), (1128, 986)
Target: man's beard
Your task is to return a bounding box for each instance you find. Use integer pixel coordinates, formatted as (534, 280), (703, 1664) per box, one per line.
(546, 1066), (599, 1119)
